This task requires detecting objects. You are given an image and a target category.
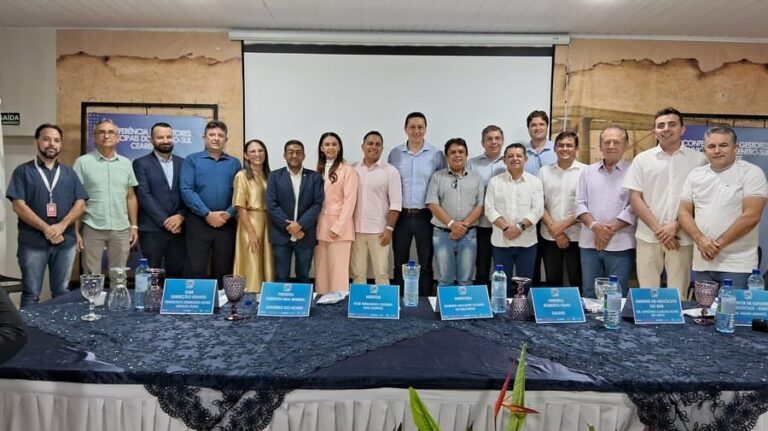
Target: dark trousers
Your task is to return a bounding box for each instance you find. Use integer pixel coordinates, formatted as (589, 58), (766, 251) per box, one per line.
(540, 239), (582, 292)
(273, 243), (314, 283)
(139, 230), (186, 278)
(184, 214), (236, 288)
(392, 210), (434, 296)
(533, 223), (545, 285)
(475, 226), (493, 288)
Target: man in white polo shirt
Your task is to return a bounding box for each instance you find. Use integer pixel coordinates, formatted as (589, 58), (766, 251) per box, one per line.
(679, 126), (768, 288)
(624, 107), (706, 298)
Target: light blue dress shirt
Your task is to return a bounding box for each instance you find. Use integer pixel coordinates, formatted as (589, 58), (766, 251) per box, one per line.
(387, 142), (446, 209)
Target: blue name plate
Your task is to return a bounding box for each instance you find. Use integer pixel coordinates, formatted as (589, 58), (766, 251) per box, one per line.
(347, 284), (400, 320)
(630, 288), (684, 324)
(733, 289), (768, 326)
(160, 279), (217, 315)
(437, 285), (492, 321)
(257, 282), (312, 317)
(530, 287), (586, 323)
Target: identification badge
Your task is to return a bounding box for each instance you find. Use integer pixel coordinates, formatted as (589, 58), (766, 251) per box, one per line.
(46, 202), (57, 217)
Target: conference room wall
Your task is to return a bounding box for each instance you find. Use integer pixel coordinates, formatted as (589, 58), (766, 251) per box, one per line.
(55, 30), (244, 166)
(551, 39), (768, 163)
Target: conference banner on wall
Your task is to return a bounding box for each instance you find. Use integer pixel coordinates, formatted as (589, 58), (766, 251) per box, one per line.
(84, 112), (207, 159)
(682, 125), (768, 272)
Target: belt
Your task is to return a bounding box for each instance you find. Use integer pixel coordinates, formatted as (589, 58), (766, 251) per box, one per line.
(435, 226), (476, 233)
(402, 208), (427, 214)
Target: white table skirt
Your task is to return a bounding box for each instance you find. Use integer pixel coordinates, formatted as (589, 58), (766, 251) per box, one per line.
(1, 379), (766, 431)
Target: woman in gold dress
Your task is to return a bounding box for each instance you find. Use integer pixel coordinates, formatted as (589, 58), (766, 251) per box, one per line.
(232, 139), (274, 292)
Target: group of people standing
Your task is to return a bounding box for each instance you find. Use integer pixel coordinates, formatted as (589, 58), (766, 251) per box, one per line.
(7, 107), (768, 308)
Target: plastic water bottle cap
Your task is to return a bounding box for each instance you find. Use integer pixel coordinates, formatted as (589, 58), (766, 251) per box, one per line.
(753, 269), (761, 276)
(140, 258), (148, 264)
(723, 279), (733, 287)
(609, 275), (618, 282)
(495, 265), (503, 271)
(408, 260), (416, 267)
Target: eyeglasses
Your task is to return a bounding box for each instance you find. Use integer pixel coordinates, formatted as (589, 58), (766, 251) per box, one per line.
(94, 130), (118, 137)
(451, 177), (458, 189)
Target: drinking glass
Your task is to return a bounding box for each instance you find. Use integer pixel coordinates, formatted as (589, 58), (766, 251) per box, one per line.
(694, 280), (719, 325)
(509, 277), (532, 321)
(107, 267), (132, 311)
(223, 275), (246, 321)
(593, 277), (611, 320)
(80, 274), (105, 321)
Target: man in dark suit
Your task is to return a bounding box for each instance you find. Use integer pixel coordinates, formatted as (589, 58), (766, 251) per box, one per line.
(133, 122), (187, 277)
(266, 140), (324, 283)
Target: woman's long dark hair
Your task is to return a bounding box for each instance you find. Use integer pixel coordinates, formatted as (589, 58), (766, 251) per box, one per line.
(317, 132), (343, 183)
(243, 139), (270, 180)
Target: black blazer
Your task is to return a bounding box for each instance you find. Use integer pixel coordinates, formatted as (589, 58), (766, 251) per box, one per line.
(266, 167), (324, 248)
(133, 152), (187, 232)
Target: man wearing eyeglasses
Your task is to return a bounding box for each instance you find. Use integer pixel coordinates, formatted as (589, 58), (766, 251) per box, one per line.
(74, 119), (139, 274)
(426, 138), (485, 287)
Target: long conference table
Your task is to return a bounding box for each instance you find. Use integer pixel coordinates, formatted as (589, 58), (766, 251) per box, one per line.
(2, 290), (768, 431)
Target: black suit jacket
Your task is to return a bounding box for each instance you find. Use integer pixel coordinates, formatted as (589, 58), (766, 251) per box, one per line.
(266, 167), (324, 248)
(133, 152), (187, 232)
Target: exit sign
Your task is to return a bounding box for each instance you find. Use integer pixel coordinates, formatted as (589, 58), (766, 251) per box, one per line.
(1, 112), (20, 126)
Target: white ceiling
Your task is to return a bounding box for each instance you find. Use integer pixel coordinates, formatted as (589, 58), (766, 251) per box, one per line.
(1, 0), (767, 40)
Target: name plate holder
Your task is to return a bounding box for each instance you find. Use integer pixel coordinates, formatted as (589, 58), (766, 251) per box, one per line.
(257, 282), (313, 317)
(530, 287), (586, 324)
(347, 284), (400, 319)
(160, 279), (217, 315)
(733, 289), (768, 326)
(437, 285), (492, 321)
(628, 288), (684, 324)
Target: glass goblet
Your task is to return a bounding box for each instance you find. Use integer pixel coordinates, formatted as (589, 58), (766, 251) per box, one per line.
(508, 277), (532, 321)
(694, 280), (719, 325)
(223, 275), (246, 321)
(594, 277), (611, 320)
(80, 273), (105, 321)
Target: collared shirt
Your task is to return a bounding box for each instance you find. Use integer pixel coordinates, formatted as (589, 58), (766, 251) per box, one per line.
(6, 157), (88, 248)
(179, 151), (241, 218)
(484, 171), (543, 248)
(155, 151), (174, 189)
(681, 160), (768, 272)
(426, 168), (485, 228)
(387, 142), (446, 209)
(623, 145), (706, 245)
(289, 167), (303, 241)
(539, 160), (587, 241)
(353, 159), (402, 234)
(575, 159), (636, 251)
(468, 152), (506, 227)
(524, 140), (556, 177)
(73, 150), (138, 231)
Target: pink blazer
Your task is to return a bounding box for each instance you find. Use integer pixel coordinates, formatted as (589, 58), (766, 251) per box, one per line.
(317, 162), (359, 242)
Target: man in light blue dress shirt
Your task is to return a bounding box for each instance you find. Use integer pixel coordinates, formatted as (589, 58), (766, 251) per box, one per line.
(388, 112), (446, 296)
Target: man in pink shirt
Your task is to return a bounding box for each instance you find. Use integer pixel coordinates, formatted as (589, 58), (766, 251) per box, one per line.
(351, 131), (403, 285)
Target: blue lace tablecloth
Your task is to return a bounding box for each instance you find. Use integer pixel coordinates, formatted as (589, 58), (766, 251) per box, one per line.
(7, 291), (768, 431)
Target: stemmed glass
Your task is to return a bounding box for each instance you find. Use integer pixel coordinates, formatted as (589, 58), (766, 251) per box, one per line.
(80, 273), (105, 321)
(223, 275), (246, 321)
(509, 277), (532, 321)
(593, 277), (611, 321)
(694, 280), (719, 325)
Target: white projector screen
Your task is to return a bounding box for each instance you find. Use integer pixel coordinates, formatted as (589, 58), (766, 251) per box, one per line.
(243, 45), (553, 169)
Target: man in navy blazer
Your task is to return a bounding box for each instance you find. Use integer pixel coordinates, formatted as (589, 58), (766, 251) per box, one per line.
(267, 140), (324, 283)
(133, 123), (187, 277)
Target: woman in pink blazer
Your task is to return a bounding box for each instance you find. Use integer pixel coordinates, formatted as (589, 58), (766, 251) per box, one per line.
(314, 132), (359, 294)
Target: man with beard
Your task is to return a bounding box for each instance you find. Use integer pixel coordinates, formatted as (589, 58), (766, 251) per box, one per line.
(6, 123), (88, 307)
(132, 122), (187, 277)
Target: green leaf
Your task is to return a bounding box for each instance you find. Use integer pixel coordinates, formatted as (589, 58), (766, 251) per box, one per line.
(507, 343), (528, 431)
(409, 387), (441, 431)
(587, 425), (596, 431)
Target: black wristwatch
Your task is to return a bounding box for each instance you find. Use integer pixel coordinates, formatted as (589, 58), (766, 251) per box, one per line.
(517, 222), (527, 231)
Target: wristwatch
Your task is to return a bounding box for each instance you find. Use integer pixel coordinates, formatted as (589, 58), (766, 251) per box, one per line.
(517, 222), (527, 231)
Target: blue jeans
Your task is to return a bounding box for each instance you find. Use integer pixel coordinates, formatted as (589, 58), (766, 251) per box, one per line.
(492, 244), (537, 295)
(273, 243), (314, 283)
(18, 242), (77, 308)
(693, 271), (750, 290)
(581, 248), (635, 298)
(433, 228), (476, 287)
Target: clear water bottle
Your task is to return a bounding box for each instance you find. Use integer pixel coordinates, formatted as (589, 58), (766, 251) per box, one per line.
(491, 265), (508, 314)
(134, 258), (150, 310)
(603, 275), (621, 330)
(748, 269), (764, 291)
(716, 278), (735, 334)
(402, 260), (420, 307)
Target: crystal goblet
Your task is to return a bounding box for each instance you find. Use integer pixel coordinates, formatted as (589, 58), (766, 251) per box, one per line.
(509, 277), (531, 321)
(694, 280), (719, 325)
(80, 273), (105, 321)
(223, 274), (246, 321)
